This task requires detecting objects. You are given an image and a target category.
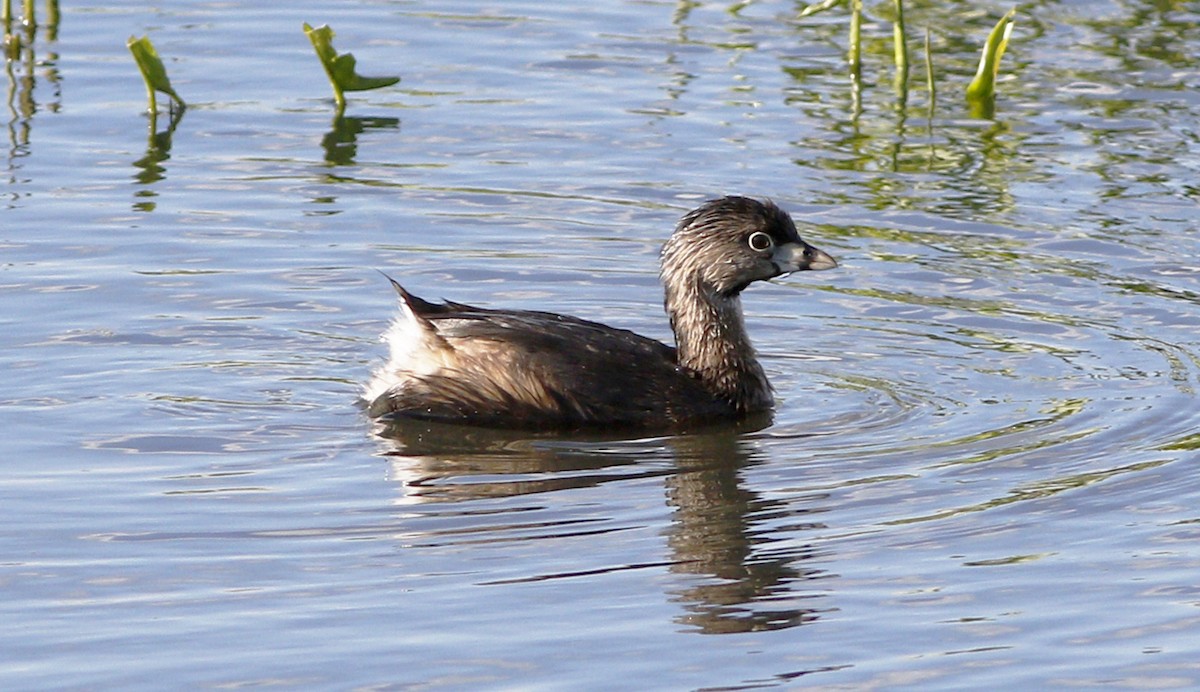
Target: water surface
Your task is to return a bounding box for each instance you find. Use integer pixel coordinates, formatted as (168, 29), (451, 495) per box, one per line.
(3, 0), (1200, 688)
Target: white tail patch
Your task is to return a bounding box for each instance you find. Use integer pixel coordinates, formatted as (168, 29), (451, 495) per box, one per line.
(362, 293), (453, 404)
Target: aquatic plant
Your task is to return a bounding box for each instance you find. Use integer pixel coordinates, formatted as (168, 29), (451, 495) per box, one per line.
(892, 0), (908, 97)
(303, 23), (400, 115)
(924, 28), (936, 119)
(966, 8), (1016, 118)
(127, 35), (186, 114)
(848, 0), (863, 113)
(3, 0), (58, 56)
(797, 0), (840, 19)
(2, 0), (24, 59)
(796, 0), (1017, 119)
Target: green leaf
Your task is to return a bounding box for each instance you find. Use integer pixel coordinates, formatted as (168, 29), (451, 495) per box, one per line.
(303, 23), (400, 112)
(966, 8), (1016, 118)
(127, 35), (185, 111)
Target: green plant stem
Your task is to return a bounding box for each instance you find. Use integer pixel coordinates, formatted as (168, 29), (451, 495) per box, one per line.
(144, 80), (158, 115)
(924, 28), (935, 118)
(2, 0), (11, 58)
(46, 0), (58, 41)
(848, 0), (862, 81)
(892, 0), (908, 100)
(892, 0), (907, 77)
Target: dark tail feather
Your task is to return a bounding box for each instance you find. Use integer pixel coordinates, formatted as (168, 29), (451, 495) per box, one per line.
(377, 271), (446, 316)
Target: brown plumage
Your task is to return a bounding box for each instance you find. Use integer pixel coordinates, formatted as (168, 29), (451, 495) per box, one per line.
(363, 196), (837, 429)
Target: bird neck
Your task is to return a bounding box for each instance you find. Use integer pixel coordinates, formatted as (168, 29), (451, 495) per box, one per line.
(665, 281), (773, 413)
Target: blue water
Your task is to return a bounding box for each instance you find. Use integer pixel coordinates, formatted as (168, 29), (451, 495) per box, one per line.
(4, 0), (1200, 688)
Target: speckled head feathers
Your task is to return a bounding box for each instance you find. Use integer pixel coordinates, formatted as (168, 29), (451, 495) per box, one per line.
(660, 196), (834, 297)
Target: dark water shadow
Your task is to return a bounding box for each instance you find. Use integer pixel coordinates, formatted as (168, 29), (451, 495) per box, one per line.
(374, 415), (837, 634)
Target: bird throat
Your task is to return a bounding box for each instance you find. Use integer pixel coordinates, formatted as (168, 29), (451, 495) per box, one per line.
(666, 284), (773, 413)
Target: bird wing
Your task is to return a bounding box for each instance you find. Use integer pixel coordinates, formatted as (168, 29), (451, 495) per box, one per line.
(369, 306), (727, 427)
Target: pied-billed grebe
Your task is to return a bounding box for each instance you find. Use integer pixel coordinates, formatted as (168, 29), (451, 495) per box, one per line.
(363, 196), (837, 428)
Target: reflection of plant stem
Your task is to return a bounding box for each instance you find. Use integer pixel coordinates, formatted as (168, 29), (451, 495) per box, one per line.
(4, 54), (16, 154)
(133, 104), (184, 203)
(146, 103), (184, 151)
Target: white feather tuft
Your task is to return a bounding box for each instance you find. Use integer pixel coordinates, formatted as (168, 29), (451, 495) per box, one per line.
(361, 296), (449, 404)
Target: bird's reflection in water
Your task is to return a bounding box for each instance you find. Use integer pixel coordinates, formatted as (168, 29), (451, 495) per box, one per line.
(374, 416), (687, 502)
(373, 414), (835, 634)
(665, 433), (834, 633)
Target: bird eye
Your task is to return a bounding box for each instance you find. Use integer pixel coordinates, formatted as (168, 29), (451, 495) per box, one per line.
(747, 232), (774, 252)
